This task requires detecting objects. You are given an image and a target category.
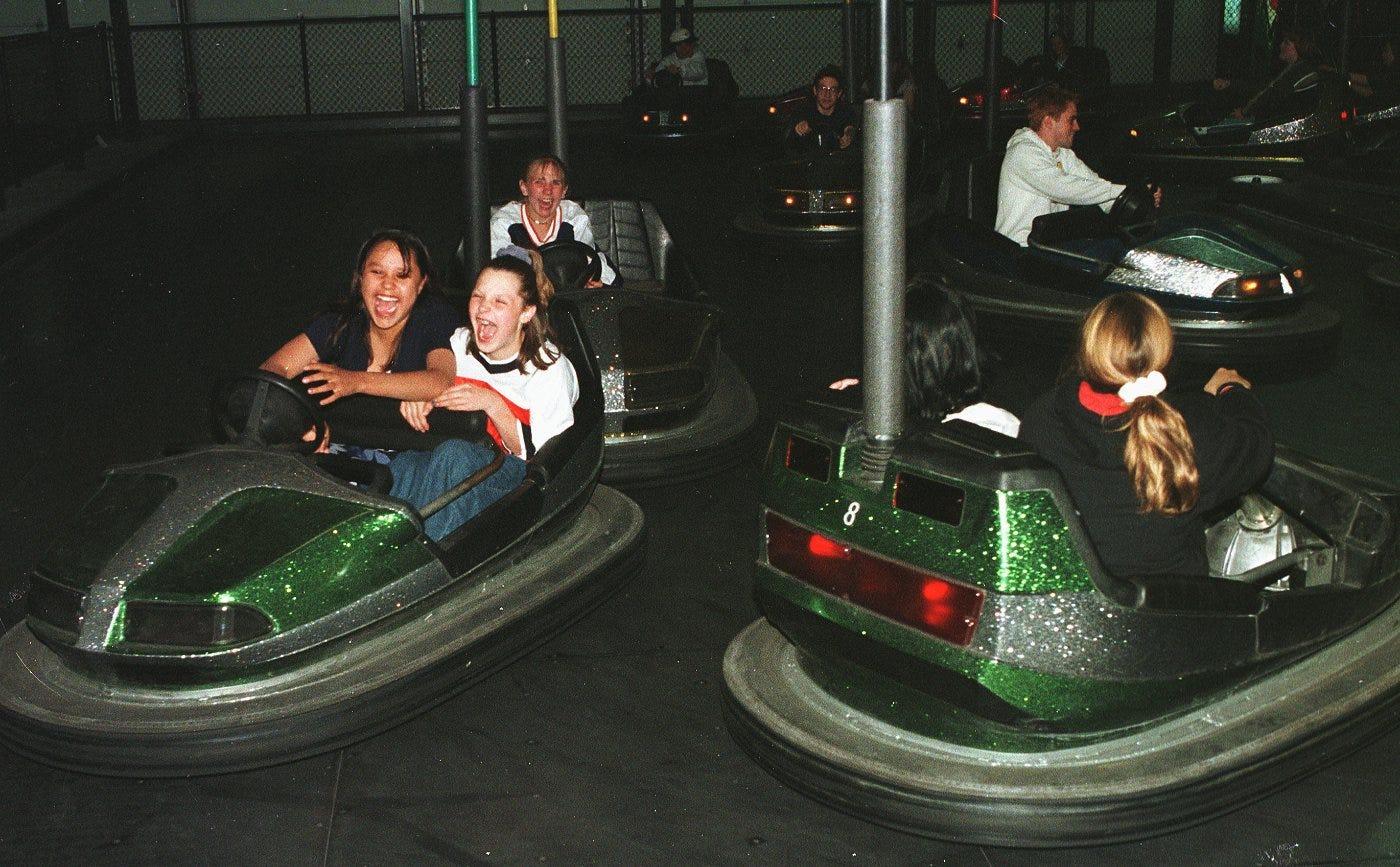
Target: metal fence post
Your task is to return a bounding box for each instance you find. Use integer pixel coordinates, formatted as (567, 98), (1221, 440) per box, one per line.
(299, 15), (312, 114)
(1152, 0), (1174, 83)
(399, 0), (419, 112)
(1084, 0), (1096, 49)
(46, 0), (85, 170)
(488, 11), (501, 108)
(176, 0), (200, 120)
(109, 0), (139, 134)
(0, 39), (11, 209)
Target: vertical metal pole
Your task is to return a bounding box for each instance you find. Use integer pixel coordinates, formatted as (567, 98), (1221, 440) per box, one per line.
(1084, 0), (1096, 49)
(983, 1), (1002, 152)
(399, 0), (419, 112)
(875, 0), (893, 97)
(488, 11), (501, 108)
(109, 0), (139, 134)
(1152, 0), (1174, 84)
(681, 0), (694, 30)
(46, 0), (83, 169)
(0, 40), (12, 209)
(629, 0), (643, 89)
(462, 0), (489, 281)
(546, 0), (567, 163)
(176, 0), (199, 120)
(661, 0), (677, 46)
(299, 16), (313, 115)
(1336, 0), (1353, 75)
(862, 0), (907, 468)
(842, 0), (857, 102)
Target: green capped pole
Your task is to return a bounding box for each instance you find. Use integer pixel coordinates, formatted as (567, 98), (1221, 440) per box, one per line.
(462, 0), (490, 281)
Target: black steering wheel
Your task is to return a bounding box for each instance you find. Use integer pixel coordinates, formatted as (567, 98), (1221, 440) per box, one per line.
(1108, 181), (1158, 226)
(211, 370), (328, 454)
(537, 240), (603, 295)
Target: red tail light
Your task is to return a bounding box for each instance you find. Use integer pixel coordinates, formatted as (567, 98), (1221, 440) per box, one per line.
(1340, 108), (1351, 122)
(765, 513), (984, 646)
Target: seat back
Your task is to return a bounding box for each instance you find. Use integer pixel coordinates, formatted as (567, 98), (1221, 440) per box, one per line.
(954, 150), (1003, 228)
(706, 58), (738, 104)
(582, 199), (674, 289)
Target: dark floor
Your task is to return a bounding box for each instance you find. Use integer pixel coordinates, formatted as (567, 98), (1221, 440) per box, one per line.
(0, 128), (1397, 864)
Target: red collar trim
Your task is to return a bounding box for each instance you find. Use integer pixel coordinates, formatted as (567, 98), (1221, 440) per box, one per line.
(1078, 380), (1129, 417)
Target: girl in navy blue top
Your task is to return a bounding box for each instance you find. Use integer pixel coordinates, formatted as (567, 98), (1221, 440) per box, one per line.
(261, 230), (461, 410)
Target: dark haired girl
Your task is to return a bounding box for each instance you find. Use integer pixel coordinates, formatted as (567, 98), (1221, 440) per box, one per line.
(260, 229), (462, 457)
(831, 278), (1019, 436)
(1019, 292), (1274, 576)
(391, 253), (578, 540)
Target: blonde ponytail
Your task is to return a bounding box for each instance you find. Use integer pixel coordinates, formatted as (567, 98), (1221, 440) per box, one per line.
(1077, 293), (1200, 515)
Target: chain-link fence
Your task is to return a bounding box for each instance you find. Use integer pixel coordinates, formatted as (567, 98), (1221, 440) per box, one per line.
(16, 2), (1361, 148)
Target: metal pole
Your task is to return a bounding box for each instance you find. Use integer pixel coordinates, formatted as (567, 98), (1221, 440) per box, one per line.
(875, 0), (894, 98)
(861, 0), (907, 470)
(1336, 0), (1353, 75)
(983, 0), (1002, 153)
(842, 0), (857, 102)
(399, 0), (420, 112)
(176, 0), (199, 120)
(299, 15), (313, 115)
(546, 0), (568, 163)
(462, 0), (489, 280)
(109, 0), (139, 135)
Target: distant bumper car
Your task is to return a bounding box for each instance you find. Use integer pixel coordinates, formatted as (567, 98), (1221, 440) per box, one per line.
(1120, 71), (1351, 176)
(735, 141), (934, 245)
(1220, 171), (1400, 258)
(723, 391), (1400, 846)
(926, 153), (1340, 372)
(0, 301), (645, 777)
(463, 200), (756, 486)
(622, 59), (739, 144)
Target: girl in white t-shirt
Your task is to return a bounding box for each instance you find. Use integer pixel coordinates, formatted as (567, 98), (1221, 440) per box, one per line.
(391, 253), (578, 541)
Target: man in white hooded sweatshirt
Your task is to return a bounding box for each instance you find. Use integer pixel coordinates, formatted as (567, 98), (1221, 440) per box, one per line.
(995, 84), (1159, 247)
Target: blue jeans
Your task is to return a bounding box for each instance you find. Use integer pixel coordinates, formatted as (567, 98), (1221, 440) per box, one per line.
(389, 440), (526, 541)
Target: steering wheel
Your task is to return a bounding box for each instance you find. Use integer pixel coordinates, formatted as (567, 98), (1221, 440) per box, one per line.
(211, 370), (327, 454)
(537, 240), (603, 295)
(1108, 181), (1157, 226)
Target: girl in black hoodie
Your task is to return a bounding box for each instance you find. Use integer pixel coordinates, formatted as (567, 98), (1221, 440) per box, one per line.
(1019, 293), (1274, 576)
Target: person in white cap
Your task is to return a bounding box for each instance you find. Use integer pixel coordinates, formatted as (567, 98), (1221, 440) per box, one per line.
(646, 27), (708, 88)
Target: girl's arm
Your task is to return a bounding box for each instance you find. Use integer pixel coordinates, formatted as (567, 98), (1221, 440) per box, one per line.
(260, 333), (319, 379)
(303, 347), (456, 405)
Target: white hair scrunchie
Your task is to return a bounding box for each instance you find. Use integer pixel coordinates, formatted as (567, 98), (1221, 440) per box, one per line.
(1117, 370), (1167, 403)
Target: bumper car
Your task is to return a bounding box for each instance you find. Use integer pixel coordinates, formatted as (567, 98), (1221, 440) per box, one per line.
(462, 200), (757, 487)
(1119, 71), (1352, 177)
(621, 59), (739, 144)
(734, 136), (934, 245)
(1219, 170), (1400, 259)
(925, 152), (1341, 373)
(723, 389), (1400, 846)
(0, 299), (646, 777)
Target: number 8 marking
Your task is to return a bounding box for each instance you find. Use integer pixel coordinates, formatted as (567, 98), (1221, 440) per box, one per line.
(842, 501), (861, 526)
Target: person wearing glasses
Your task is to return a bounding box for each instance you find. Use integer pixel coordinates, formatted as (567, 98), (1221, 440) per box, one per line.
(790, 64), (858, 152)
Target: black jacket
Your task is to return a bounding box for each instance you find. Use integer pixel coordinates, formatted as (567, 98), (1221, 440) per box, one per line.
(1020, 379), (1274, 577)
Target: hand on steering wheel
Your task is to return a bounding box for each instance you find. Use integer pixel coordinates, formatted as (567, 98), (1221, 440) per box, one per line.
(212, 370), (329, 454)
(537, 240), (604, 295)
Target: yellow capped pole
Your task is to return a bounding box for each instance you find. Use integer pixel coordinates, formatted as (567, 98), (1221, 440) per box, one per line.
(546, 0), (569, 162)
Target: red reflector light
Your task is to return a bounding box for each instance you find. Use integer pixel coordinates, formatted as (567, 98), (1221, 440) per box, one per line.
(808, 534), (851, 559)
(765, 513), (984, 646)
(1340, 109), (1350, 121)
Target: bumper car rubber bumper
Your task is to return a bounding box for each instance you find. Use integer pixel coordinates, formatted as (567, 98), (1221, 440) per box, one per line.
(722, 614), (1400, 847)
(0, 485), (644, 778)
(603, 350), (757, 488)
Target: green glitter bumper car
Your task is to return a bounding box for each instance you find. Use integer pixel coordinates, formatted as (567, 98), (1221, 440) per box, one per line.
(0, 299), (645, 777)
(721, 390), (1400, 847)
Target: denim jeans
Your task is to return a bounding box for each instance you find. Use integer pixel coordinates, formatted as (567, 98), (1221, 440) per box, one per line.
(389, 440), (527, 541)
